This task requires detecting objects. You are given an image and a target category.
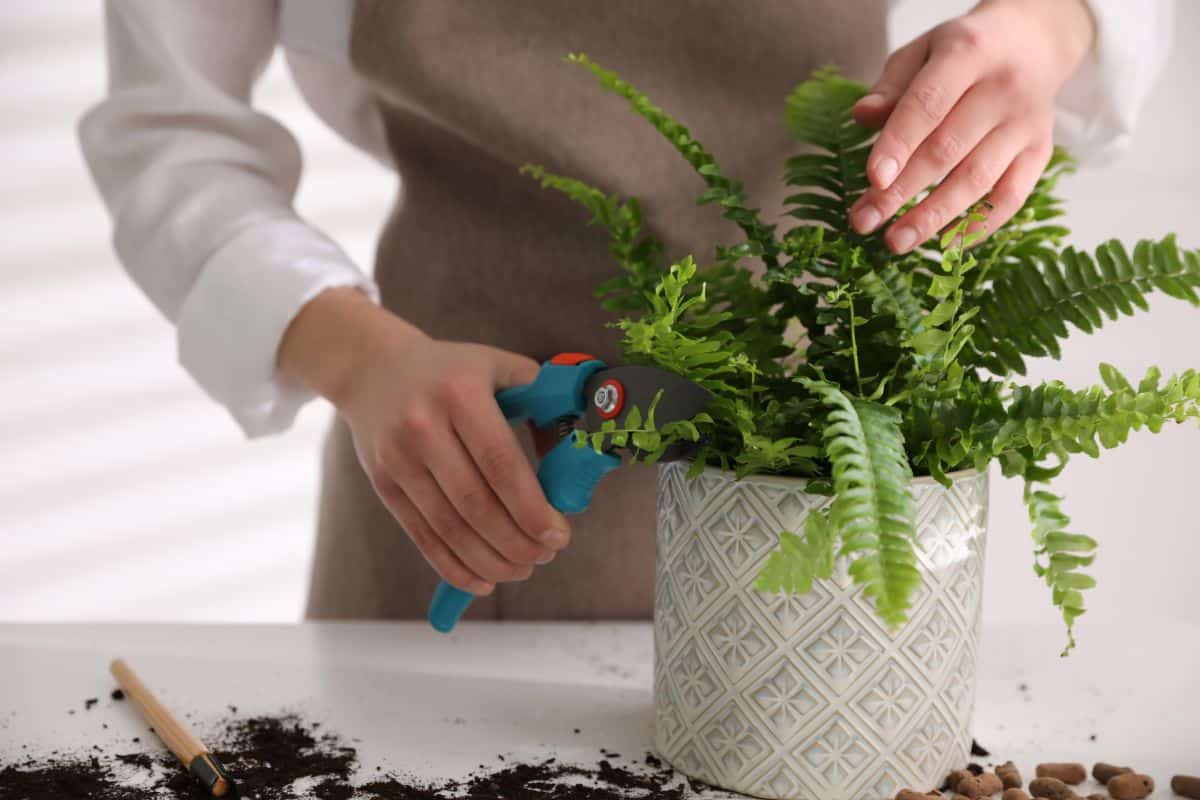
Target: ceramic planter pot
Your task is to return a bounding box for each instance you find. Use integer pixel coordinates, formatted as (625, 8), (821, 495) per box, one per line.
(653, 463), (988, 800)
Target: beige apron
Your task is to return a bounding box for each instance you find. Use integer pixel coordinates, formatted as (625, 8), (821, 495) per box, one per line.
(306, 0), (886, 619)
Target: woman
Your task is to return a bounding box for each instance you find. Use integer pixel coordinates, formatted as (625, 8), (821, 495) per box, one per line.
(80, 0), (1169, 620)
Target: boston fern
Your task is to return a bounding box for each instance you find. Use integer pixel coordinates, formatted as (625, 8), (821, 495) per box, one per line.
(525, 55), (1200, 652)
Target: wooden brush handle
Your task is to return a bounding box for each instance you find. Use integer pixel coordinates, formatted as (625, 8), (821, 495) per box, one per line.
(109, 658), (208, 765)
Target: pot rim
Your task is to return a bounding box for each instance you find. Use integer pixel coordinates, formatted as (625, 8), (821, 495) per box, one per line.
(667, 461), (983, 488)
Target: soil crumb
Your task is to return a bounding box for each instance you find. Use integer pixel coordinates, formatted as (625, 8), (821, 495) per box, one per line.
(0, 712), (703, 800)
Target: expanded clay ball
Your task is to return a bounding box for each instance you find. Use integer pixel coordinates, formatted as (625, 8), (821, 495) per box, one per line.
(1087, 794), (1108, 800)
(1030, 777), (1075, 800)
(998, 763), (1023, 790)
(1108, 774), (1154, 800)
(1038, 765), (1087, 785)
(1172, 775), (1200, 800)
(958, 777), (986, 799)
(978, 774), (1005, 795)
(1094, 764), (1132, 784)
(1003, 788), (1032, 800)
(948, 770), (976, 791)
(897, 790), (935, 800)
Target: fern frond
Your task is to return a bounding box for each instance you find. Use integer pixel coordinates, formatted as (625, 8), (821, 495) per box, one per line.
(782, 66), (873, 235)
(567, 53), (779, 268)
(798, 379), (920, 627)
(1024, 484), (1096, 655)
(755, 510), (837, 594)
(994, 366), (1200, 464)
(971, 236), (1200, 375)
(520, 164), (664, 311)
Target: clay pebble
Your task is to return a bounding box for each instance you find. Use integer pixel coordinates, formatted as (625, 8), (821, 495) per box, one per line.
(1087, 794), (1108, 800)
(959, 777), (986, 799)
(978, 773), (1004, 795)
(1172, 775), (1200, 800)
(898, 790), (935, 800)
(1108, 773), (1154, 800)
(1038, 764), (1087, 785)
(947, 770), (976, 792)
(1003, 788), (1031, 800)
(1030, 776), (1075, 800)
(998, 762), (1023, 790)
(1095, 764), (1133, 784)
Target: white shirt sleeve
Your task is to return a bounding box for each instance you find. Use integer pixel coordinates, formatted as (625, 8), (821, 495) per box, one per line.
(1055, 0), (1174, 163)
(78, 0), (379, 437)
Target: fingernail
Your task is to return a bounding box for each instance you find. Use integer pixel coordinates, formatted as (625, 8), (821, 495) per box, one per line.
(540, 528), (569, 549)
(873, 156), (899, 188)
(472, 581), (495, 596)
(890, 226), (917, 253)
(857, 92), (885, 106)
(851, 203), (881, 234)
(536, 551), (555, 566)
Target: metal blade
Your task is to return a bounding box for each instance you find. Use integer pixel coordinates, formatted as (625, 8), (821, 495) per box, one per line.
(582, 365), (710, 461)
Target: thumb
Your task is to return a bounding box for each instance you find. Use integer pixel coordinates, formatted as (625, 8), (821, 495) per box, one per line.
(488, 347), (541, 389)
(853, 35), (929, 128)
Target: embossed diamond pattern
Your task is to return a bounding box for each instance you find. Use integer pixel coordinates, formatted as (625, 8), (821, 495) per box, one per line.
(655, 464), (988, 800)
(707, 495), (777, 579)
(746, 660), (822, 742)
(666, 637), (724, 718)
(852, 662), (923, 736)
(903, 603), (959, 679)
(800, 714), (873, 787)
(701, 703), (772, 782)
(702, 599), (772, 680)
(803, 615), (877, 692)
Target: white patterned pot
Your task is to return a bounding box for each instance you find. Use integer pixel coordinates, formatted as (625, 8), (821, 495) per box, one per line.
(653, 463), (988, 800)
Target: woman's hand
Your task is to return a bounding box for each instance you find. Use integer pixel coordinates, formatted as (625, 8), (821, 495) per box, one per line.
(279, 288), (570, 596)
(849, 0), (1096, 252)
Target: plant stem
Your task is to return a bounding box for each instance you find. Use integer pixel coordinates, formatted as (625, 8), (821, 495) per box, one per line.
(848, 293), (863, 395)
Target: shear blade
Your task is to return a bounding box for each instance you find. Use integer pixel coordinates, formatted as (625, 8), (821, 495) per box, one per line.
(582, 366), (710, 461)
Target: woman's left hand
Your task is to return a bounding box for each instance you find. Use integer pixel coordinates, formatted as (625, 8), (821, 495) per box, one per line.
(849, 0), (1096, 252)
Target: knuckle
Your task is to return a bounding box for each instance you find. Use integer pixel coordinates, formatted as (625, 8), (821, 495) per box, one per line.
(942, 18), (985, 54)
(927, 129), (965, 168)
(883, 181), (910, 211)
(369, 468), (395, 496)
(440, 563), (477, 592)
(439, 373), (478, 410)
(375, 440), (407, 475)
(913, 203), (947, 238)
(455, 485), (494, 525)
(478, 444), (517, 482)
(963, 159), (999, 192)
(507, 538), (546, 566)
(397, 410), (435, 443)
(500, 563), (534, 582)
(910, 83), (948, 122)
(436, 518), (472, 551)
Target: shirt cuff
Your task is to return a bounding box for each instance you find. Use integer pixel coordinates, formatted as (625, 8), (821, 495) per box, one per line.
(1055, 0), (1171, 164)
(176, 217), (379, 437)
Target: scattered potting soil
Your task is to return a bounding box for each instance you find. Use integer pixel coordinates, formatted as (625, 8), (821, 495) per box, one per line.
(110, 689), (125, 702)
(970, 739), (990, 757)
(0, 712), (702, 800)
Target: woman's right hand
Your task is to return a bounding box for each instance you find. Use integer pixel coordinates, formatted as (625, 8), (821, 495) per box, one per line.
(278, 288), (571, 596)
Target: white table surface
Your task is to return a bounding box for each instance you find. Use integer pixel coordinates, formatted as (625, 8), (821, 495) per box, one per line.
(1, 622), (1196, 795)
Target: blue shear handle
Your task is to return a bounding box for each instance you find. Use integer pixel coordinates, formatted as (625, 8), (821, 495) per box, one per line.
(536, 432), (621, 513)
(427, 434), (620, 633)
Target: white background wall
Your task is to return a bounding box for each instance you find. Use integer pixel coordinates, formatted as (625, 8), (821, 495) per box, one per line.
(2, 4), (1197, 631)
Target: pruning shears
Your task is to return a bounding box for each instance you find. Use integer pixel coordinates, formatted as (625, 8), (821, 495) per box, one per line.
(427, 352), (710, 633)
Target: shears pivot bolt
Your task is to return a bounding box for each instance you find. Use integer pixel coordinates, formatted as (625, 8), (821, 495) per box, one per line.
(593, 379), (625, 420)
